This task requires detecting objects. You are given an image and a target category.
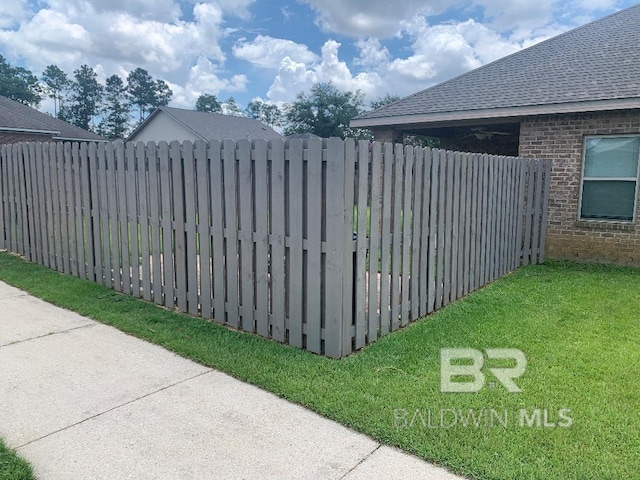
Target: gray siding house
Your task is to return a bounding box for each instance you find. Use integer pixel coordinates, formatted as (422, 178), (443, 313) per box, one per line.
(127, 107), (283, 144)
(351, 5), (640, 266)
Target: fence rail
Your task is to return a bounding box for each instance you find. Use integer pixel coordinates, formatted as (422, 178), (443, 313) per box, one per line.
(0, 139), (551, 357)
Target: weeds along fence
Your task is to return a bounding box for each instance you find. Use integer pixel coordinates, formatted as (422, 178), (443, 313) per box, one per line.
(0, 139), (551, 358)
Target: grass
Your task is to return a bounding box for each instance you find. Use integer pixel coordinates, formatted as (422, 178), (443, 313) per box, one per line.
(0, 252), (639, 479)
(0, 438), (35, 480)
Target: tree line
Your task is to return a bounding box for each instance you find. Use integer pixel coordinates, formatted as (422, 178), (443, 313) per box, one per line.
(0, 55), (400, 140)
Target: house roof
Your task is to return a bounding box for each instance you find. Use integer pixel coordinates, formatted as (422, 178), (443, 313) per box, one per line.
(352, 4), (640, 128)
(0, 95), (106, 141)
(128, 106), (283, 142)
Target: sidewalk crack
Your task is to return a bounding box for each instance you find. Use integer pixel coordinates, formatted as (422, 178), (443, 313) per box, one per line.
(339, 444), (381, 479)
(15, 369), (214, 450)
(0, 323), (96, 348)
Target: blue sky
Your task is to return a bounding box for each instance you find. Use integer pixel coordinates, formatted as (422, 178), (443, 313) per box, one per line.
(0, 0), (636, 114)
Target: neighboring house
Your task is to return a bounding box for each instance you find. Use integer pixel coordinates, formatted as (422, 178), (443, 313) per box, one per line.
(127, 107), (283, 144)
(351, 5), (640, 266)
(0, 95), (106, 145)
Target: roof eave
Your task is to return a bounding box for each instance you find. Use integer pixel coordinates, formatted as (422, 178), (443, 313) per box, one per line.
(0, 126), (59, 135)
(350, 98), (640, 128)
(53, 136), (110, 143)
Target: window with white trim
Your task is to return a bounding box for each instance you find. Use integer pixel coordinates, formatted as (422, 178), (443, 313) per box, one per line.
(580, 136), (640, 222)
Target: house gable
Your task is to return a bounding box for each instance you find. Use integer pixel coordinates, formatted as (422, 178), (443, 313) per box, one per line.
(128, 110), (201, 144)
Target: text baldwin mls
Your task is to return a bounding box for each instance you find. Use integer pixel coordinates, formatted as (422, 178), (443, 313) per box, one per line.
(393, 407), (573, 429)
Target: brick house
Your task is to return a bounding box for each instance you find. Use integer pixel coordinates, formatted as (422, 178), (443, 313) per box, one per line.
(351, 5), (640, 266)
(0, 95), (106, 144)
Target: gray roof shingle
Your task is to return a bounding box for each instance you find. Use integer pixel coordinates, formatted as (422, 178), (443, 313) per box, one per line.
(151, 107), (283, 142)
(355, 4), (640, 123)
(0, 95), (105, 141)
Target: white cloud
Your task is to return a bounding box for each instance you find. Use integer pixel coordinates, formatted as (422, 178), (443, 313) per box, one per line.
(0, 2), (229, 72)
(298, 0), (614, 39)
(266, 39), (382, 103)
(0, 0), (28, 28)
(387, 17), (543, 86)
(475, 0), (556, 32)
(354, 38), (390, 67)
(233, 35), (318, 68)
(170, 56), (247, 108)
(299, 0), (449, 37)
(267, 57), (317, 102)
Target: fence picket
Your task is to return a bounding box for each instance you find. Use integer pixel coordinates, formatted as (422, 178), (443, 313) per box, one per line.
(367, 141), (383, 341)
(254, 140), (270, 338)
(39, 144), (52, 267)
(238, 139), (255, 332)
(354, 140), (369, 348)
(105, 144), (120, 289)
(97, 143), (111, 287)
(0, 146), (7, 250)
(420, 148), (432, 316)
(87, 143), (100, 282)
(182, 141), (199, 314)
(304, 138), (323, 352)
(450, 152), (461, 302)
(125, 143), (140, 296)
(147, 142), (163, 304)
(194, 140), (212, 317)
(411, 146), (423, 319)
(209, 141), (226, 323)
(159, 141), (174, 307)
(270, 139), (286, 341)
(342, 138), (356, 352)
(171, 141), (187, 310)
(287, 139), (304, 345)
(400, 146), (414, 327)
(324, 137), (346, 358)
(390, 143), (403, 330)
(72, 143), (85, 279)
(137, 142), (152, 301)
(379, 143), (393, 334)
(461, 153), (472, 296)
(27, 144), (40, 264)
(435, 150), (446, 309)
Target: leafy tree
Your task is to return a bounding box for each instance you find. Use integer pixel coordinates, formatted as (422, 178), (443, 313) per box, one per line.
(245, 99), (283, 127)
(284, 82), (367, 139)
(127, 68), (156, 122)
(153, 79), (172, 109)
(195, 93), (222, 113)
(98, 74), (131, 139)
(221, 97), (244, 117)
(127, 68), (172, 122)
(68, 65), (103, 131)
(41, 65), (70, 118)
(0, 55), (42, 106)
(370, 94), (401, 111)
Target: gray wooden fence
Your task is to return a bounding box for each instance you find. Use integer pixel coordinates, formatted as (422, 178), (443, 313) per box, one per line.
(0, 139), (551, 357)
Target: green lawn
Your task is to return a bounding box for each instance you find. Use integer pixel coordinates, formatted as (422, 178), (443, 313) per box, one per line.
(0, 438), (35, 480)
(0, 252), (638, 480)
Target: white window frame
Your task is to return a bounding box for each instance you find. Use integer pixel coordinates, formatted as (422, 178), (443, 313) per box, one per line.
(578, 134), (640, 223)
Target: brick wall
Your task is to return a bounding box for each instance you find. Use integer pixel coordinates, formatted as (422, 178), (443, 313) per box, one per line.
(519, 109), (640, 265)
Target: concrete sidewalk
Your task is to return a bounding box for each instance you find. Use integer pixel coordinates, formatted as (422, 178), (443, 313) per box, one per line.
(0, 281), (464, 480)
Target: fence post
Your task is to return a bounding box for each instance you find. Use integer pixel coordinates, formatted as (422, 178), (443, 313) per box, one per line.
(324, 138), (347, 358)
